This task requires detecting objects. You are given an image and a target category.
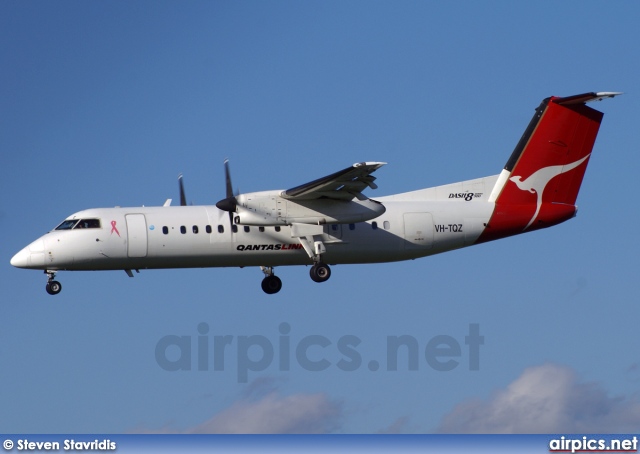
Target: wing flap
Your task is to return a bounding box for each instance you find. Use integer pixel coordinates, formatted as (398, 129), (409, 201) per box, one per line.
(282, 162), (386, 201)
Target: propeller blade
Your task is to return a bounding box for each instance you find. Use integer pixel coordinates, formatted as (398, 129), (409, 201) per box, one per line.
(224, 159), (234, 198)
(178, 173), (187, 206)
(215, 160), (238, 227)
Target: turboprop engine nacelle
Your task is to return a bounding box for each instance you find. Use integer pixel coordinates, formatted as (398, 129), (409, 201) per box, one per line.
(231, 191), (386, 226)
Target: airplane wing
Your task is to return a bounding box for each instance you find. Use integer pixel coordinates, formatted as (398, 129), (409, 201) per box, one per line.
(281, 162), (386, 201)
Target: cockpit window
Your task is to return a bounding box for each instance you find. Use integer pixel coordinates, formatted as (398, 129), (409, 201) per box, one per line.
(55, 220), (79, 230)
(55, 219), (102, 230)
(74, 219), (101, 229)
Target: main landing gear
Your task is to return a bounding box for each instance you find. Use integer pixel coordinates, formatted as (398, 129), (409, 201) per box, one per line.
(260, 266), (283, 295)
(309, 262), (331, 283)
(259, 234), (333, 294)
(259, 262), (332, 295)
(259, 263), (332, 294)
(305, 237), (331, 284)
(45, 270), (62, 295)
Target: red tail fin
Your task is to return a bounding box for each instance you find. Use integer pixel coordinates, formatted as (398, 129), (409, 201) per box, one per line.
(478, 92), (618, 243)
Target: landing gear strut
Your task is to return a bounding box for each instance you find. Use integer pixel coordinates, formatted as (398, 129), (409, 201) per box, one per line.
(45, 270), (62, 295)
(260, 266), (282, 294)
(294, 231), (332, 284)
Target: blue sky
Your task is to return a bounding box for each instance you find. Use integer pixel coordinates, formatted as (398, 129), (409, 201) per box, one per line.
(2, 1), (640, 434)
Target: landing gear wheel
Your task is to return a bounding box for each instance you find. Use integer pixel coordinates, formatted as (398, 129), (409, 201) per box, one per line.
(310, 263), (331, 283)
(261, 275), (282, 294)
(46, 280), (62, 295)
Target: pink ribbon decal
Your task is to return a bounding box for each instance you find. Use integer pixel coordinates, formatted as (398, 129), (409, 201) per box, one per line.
(111, 220), (121, 237)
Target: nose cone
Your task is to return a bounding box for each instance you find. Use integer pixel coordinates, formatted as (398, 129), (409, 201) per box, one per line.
(10, 247), (30, 268)
(10, 239), (45, 269)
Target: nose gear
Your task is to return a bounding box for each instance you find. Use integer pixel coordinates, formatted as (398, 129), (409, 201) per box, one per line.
(45, 270), (62, 295)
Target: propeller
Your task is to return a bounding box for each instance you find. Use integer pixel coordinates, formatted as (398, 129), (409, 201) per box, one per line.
(215, 159), (238, 225)
(178, 173), (187, 206)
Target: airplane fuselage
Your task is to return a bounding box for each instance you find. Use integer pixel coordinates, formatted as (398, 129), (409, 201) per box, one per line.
(12, 175), (500, 273)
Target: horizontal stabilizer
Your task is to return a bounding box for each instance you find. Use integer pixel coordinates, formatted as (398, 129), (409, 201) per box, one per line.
(554, 91), (622, 105)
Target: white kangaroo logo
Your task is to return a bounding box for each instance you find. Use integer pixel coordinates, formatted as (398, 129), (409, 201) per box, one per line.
(509, 154), (590, 230)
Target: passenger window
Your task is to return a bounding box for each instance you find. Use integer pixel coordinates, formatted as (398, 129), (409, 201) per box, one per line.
(349, 224), (355, 230)
(244, 226), (250, 233)
(259, 226), (265, 232)
(218, 225), (224, 233)
(180, 226), (186, 234)
(275, 226), (281, 232)
(232, 225), (238, 233)
(372, 222), (378, 230)
(384, 221), (390, 230)
(206, 225), (212, 234)
(193, 225), (199, 234)
(162, 226), (169, 235)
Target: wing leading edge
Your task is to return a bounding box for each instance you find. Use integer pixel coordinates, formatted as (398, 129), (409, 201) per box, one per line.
(281, 161), (386, 201)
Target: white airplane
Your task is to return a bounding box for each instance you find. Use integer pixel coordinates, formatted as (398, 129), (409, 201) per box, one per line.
(11, 92), (619, 295)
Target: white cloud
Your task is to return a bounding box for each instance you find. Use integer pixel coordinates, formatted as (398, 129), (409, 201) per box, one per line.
(437, 363), (640, 433)
(187, 391), (341, 434)
(376, 416), (410, 434)
(130, 379), (342, 435)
